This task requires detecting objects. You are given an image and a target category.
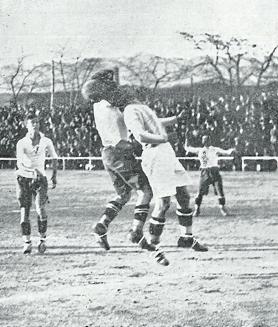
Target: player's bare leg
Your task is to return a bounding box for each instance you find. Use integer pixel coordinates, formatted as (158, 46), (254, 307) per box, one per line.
(176, 186), (208, 252)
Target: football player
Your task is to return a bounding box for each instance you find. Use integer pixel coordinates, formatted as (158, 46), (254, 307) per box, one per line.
(82, 70), (168, 265)
(16, 113), (58, 254)
(117, 86), (208, 254)
(184, 135), (234, 216)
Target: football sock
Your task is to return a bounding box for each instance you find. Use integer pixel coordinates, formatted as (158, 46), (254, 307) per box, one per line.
(149, 217), (165, 245)
(176, 208), (193, 236)
(100, 201), (123, 227)
(21, 222), (31, 237)
(133, 204), (149, 231)
(37, 216), (47, 236)
(218, 197), (226, 206)
(195, 194), (203, 206)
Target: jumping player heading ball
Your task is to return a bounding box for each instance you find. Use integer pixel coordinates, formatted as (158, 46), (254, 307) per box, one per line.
(82, 70), (169, 265)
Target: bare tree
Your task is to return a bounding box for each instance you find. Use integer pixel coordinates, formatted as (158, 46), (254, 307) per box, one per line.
(179, 32), (278, 98)
(116, 54), (190, 92)
(54, 54), (101, 107)
(0, 56), (51, 108)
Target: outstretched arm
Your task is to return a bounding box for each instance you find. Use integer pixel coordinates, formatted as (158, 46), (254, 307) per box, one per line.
(215, 147), (234, 155)
(184, 139), (202, 154)
(184, 146), (202, 154)
(159, 116), (178, 127)
(159, 110), (187, 127)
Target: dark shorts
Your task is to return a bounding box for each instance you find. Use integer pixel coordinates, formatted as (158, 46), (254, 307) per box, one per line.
(102, 145), (150, 196)
(16, 175), (48, 208)
(199, 167), (223, 196)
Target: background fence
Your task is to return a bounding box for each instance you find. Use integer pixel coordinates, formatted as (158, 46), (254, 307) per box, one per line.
(0, 156), (277, 171)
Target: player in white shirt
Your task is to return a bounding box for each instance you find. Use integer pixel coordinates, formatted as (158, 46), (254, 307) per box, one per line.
(16, 113), (58, 254)
(82, 71), (168, 265)
(184, 135), (234, 217)
(114, 86), (208, 255)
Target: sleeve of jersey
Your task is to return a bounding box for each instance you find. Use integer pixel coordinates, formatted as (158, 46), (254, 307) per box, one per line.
(46, 139), (58, 159)
(124, 107), (145, 142)
(213, 146), (224, 154)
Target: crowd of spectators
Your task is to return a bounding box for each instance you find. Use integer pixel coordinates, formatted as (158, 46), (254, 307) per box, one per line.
(152, 91), (278, 158)
(0, 90), (278, 170)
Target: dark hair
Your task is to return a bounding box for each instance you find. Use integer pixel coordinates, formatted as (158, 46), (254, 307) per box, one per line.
(25, 113), (39, 121)
(91, 69), (114, 82)
(81, 79), (117, 103)
(25, 113), (40, 125)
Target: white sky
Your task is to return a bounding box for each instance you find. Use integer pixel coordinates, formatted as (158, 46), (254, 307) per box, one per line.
(0, 0), (278, 65)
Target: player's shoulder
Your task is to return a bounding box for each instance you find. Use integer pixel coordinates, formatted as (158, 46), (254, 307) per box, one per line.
(17, 135), (27, 146)
(125, 103), (146, 114)
(210, 146), (222, 153)
(41, 134), (54, 145)
(94, 100), (111, 110)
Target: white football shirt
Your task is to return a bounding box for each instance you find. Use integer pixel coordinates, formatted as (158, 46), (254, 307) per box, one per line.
(198, 146), (222, 168)
(16, 132), (58, 178)
(94, 100), (128, 147)
(124, 103), (166, 145)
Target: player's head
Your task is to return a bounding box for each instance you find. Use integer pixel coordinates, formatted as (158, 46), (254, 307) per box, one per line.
(202, 135), (211, 146)
(110, 85), (139, 111)
(25, 113), (40, 134)
(81, 76), (117, 103)
(91, 69), (115, 82)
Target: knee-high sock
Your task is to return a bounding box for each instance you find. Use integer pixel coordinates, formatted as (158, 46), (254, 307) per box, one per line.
(218, 196), (225, 206)
(176, 208), (193, 236)
(133, 204), (149, 231)
(20, 207), (31, 242)
(37, 216), (47, 238)
(99, 201), (123, 227)
(195, 194), (203, 207)
(149, 217), (165, 245)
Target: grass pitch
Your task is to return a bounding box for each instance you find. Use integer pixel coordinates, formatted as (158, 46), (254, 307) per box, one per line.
(0, 169), (278, 327)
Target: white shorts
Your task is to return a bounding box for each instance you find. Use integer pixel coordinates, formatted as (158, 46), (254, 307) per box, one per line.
(141, 142), (191, 199)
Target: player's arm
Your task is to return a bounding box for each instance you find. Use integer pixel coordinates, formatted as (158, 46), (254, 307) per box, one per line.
(124, 109), (167, 145)
(46, 139), (58, 189)
(136, 131), (168, 144)
(159, 110), (186, 127)
(183, 140), (201, 154)
(159, 116), (178, 127)
(215, 147), (234, 155)
(16, 141), (25, 171)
